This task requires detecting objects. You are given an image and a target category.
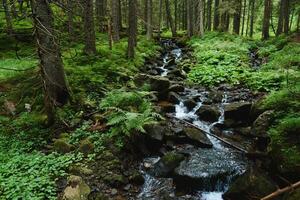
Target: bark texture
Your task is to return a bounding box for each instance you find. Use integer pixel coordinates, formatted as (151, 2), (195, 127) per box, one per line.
(83, 0), (97, 54)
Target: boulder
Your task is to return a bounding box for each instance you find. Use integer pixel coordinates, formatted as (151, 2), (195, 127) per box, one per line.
(53, 139), (74, 154)
(169, 84), (185, 93)
(79, 139), (94, 156)
(223, 170), (278, 200)
(183, 127), (213, 148)
(144, 123), (170, 142)
(150, 152), (185, 177)
(62, 175), (91, 200)
(196, 105), (221, 122)
(251, 110), (274, 136)
(168, 92), (181, 104)
(207, 90), (223, 103)
(149, 76), (170, 92)
(158, 101), (176, 113)
(167, 69), (186, 79)
(129, 171), (145, 185)
(224, 102), (252, 126)
(148, 69), (159, 75)
(183, 99), (197, 111)
(133, 74), (149, 87)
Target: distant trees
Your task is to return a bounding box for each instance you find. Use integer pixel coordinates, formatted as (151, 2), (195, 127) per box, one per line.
(83, 0), (97, 54)
(111, 0), (120, 42)
(2, 0), (13, 35)
(262, 0), (272, 40)
(127, 0), (137, 59)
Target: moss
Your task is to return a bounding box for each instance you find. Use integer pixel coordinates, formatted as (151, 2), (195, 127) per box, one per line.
(161, 152), (185, 168)
(284, 188), (300, 200)
(79, 138), (95, 156)
(53, 138), (74, 154)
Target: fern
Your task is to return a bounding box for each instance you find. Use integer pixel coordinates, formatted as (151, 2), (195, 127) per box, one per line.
(100, 89), (162, 137)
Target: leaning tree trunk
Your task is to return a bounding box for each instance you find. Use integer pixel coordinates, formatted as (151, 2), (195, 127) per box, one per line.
(111, 0), (120, 42)
(146, 0), (153, 39)
(127, 0), (136, 59)
(165, 0), (176, 37)
(262, 0), (272, 40)
(83, 0), (97, 54)
(213, 0), (220, 31)
(2, 0), (13, 35)
(32, 0), (70, 124)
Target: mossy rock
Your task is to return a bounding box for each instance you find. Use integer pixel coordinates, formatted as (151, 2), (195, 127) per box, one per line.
(79, 138), (95, 155)
(103, 173), (127, 187)
(69, 164), (93, 176)
(62, 175), (90, 200)
(129, 171), (145, 185)
(223, 170), (278, 200)
(53, 138), (74, 154)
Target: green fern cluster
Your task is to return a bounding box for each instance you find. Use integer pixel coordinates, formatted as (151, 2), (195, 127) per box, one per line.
(100, 89), (161, 136)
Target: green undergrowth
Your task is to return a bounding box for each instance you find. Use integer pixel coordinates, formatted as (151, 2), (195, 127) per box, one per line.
(186, 32), (299, 92)
(261, 86), (300, 176)
(0, 112), (82, 200)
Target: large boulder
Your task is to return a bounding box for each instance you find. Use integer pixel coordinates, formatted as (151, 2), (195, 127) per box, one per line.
(251, 110), (274, 136)
(144, 123), (170, 142)
(158, 101), (176, 113)
(62, 175), (91, 200)
(169, 84), (185, 93)
(223, 170), (278, 200)
(183, 99), (197, 111)
(149, 76), (170, 92)
(150, 152), (185, 177)
(224, 102), (252, 127)
(196, 105), (221, 122)
(183, 127), (213, 148)
(168, 92), (181, 104)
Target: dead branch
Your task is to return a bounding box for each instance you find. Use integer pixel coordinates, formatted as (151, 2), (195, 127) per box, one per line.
(261, 181), (300, 200)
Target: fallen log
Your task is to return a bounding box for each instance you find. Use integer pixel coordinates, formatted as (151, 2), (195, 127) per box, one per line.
(261, 181), (300, 200)
(166, 114), (248, 153)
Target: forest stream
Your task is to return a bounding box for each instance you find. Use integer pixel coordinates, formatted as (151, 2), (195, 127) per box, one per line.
(133, 39), (259, 200)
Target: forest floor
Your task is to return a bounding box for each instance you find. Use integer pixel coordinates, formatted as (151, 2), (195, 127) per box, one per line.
(0, 32), (299, 200)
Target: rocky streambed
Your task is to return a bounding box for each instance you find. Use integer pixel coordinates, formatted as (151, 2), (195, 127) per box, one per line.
(134, 39), (272, 200)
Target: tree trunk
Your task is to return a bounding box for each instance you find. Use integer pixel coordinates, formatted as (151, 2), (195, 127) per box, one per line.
(2, 0), (13, 35)
(96, 0), (107, 32)
(32, 0), (70, 124)
(118, 0), (122, 30)
(213, 0), (219, 31)
(283, 0), (289, 34)
(158, 0), (163, 38)
(262, 0), (272, 40)
(111, 0), (120, 42)
(127, 0), (136, 59)
(249, 0), (255, 37)
(67, 0), (75, 42)
(206, 0), (212, 31)
(233, 0), (242, 34)
(277, 0), (284, 35)
(83, 0), (97, 54)
(144, 0), (148, 32)
(9, 0), (18, 17)
(195, 0), (204, 36)
(165, 0), (176, 37)
(146, 0), (153, 39)
(187, 0), (193, 37)
(241, 0), (247, 35)
(246, 0), (251, 36)
(175, 0), (178, 32)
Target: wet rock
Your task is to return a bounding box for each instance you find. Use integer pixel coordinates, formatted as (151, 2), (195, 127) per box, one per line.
(208, 90), (223, 103)
(149, 76), (170, 92)
(79, 139), (94, 156)
(165, 58), (176, 68)
(196, 105), (221, 122)
(53, 138), (74, 154)
(224, 102), (252, 127)
(148, 69), (159, 75)
(158, 101), (176, 113)
(210, 123), (225, 136)
(234, 126), (252, 136)
(150, 152), (185, 177)
(223, 170), (277, 200)
(144, 123), (170, 142)
(183, 99), (197, 111)
(184, 127), (213, 148)
(133, 74), (149, 87)
(129, 171), (145, 185)
(168, 92), (181, 104)
(174, 148), (246, 191)
(62, 175), (91, 200)
(169, 84), (185, 93)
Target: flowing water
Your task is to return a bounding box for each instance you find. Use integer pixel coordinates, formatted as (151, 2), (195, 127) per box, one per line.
(138, 40), (248, 200)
